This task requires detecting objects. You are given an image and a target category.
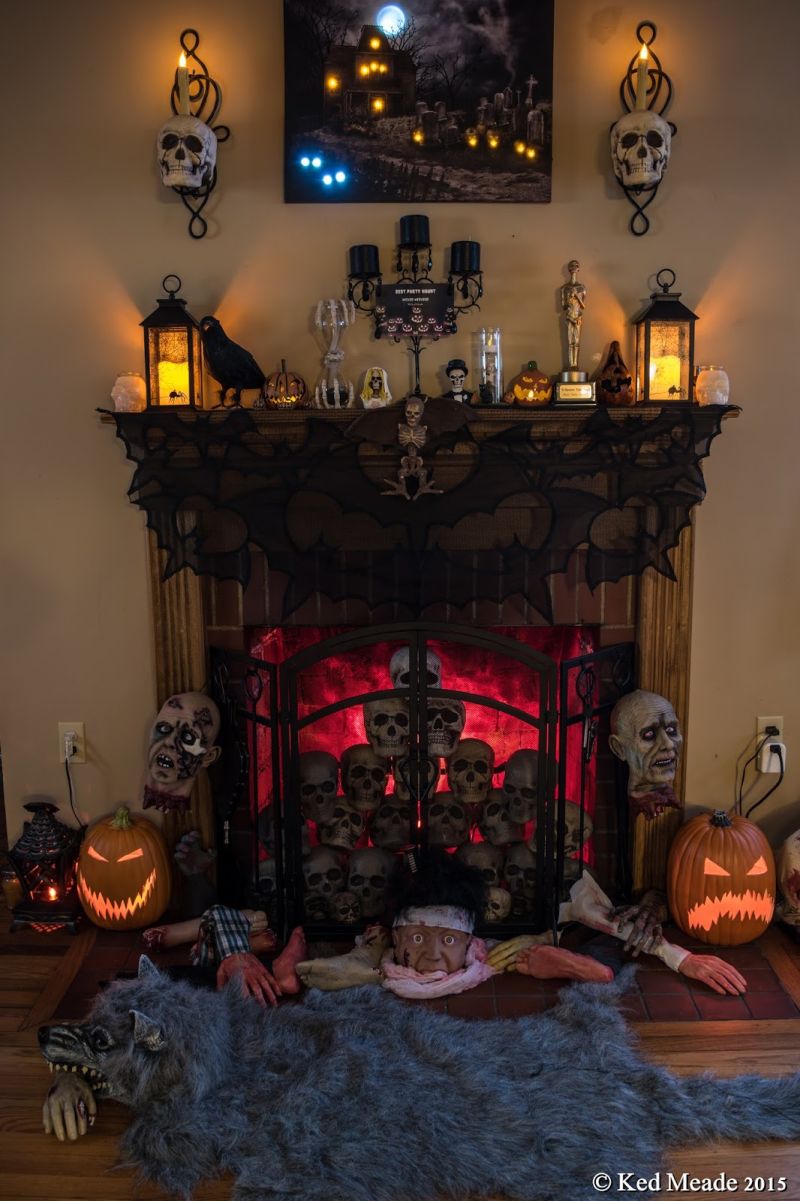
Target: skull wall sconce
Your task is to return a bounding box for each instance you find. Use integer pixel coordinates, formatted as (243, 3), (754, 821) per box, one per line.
(156, 29), (230, 239)
(610, 22), (675, 236)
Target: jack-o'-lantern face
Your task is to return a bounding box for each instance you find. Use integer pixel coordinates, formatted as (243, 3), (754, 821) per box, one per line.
(77, 807), (172, 930)
(667, 810), (776, 946)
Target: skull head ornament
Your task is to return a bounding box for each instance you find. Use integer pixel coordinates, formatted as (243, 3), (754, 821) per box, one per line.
(426, 698), (466, 759)
(427, 792), (470, 847)
(392, 757), (440, 803)
(610, 109), (671, 189)
(504, 842), (537, 911)
(347, 847), (395, 918)
(447, 739), (494, 806)
(328, 890), (361, 924)
(478, 788), (524, 846)
(485, 886), (513, 922)
(502, 749), (539, 824)
(363, 699), (410, 759)
(456, 841), (504, 889)
(372, 799), (413, 851)
(389, 646), (443, 689)
(340, 744), (388, 813)
(317, 801), (366, 851)
(298, 751), (339, 824)
(156, 114), (218, 189)
(302, 846), (345, 906)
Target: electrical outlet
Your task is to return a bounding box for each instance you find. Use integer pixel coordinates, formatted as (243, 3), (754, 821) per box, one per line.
(58, 721), (86, 764)
(756, 715), (784, 743)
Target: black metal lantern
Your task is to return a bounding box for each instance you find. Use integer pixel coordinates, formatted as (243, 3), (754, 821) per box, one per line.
(5, 802), (82, 932)
(633, 268), (697, 402)
(141, 274), (204, 408)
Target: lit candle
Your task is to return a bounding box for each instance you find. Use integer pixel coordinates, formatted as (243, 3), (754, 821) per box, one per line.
(177, 51), (190, 116)
(635, 43), (649, 110)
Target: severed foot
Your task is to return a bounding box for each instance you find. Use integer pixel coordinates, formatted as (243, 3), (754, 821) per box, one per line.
(516, 944), (614, 983)
(272, 927), (307, 995)
(296, 927), (390, 992)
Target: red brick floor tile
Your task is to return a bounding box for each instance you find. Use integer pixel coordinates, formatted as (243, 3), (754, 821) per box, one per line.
(693, 994), (751, 1020)
(495, 995), (556, 1018)
(638, 971), (694, 994)
(446, 994), (497, 1019)
(644, 993), (700, 1021)
(618, 994), (649, 1021)
(744, 992), (800, 1019)
(740, 967), (782, 992)
(415, 999), (448, 1013)
(492, 972), (552, 995)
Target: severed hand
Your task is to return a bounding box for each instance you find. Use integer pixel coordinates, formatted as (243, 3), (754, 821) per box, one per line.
(610, 889), (668, 957)
(42, 1074), (97, 1141)
(679, 952), (747, 995)
(629, 786), (682, 821)
(216, 952), (282, 1007)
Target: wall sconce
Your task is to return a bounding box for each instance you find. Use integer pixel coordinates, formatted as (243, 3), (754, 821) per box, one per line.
(5, 802), (82, 933)
(141, 275), (204, 408)
(155, 29), (230, 239)
(633, 268), (697, 401)
(610, 22), (675, 236)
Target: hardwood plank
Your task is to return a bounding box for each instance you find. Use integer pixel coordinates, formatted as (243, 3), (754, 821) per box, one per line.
(18, 924), (96, 1031)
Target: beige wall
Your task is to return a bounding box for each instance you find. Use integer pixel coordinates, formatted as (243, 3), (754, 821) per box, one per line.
(2, 0), (798, 848)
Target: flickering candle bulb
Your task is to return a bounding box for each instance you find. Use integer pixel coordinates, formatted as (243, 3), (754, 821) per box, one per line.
(635, 43), (649, 110)
(177, 51), (190, 116)
(349, 244), (380, 278)
(450, 241), (481, 274)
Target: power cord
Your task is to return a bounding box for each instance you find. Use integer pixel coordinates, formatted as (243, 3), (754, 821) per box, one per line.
(736, 728), (777, 815)
(64, 744), (87, 831)
(746, 743), (785, 819)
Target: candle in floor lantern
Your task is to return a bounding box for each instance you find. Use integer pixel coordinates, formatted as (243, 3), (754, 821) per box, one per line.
(177, 51), (190, 116)
(349, 244), (380, 278)
(399, 214), (430, 247)
(635, 43), (649, 110)
(450, 241), (481, 274)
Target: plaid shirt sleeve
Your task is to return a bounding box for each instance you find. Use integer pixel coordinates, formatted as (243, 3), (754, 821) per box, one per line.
(190, 904), (252, 968)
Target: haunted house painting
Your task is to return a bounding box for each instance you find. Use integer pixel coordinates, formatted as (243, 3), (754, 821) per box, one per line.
(284, 1), (554, 204)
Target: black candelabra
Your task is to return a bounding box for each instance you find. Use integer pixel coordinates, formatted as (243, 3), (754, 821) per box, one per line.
(347, 215), (484, 395)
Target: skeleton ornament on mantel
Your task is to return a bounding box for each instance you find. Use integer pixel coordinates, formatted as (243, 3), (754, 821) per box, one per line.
(157, 114), (217, 190)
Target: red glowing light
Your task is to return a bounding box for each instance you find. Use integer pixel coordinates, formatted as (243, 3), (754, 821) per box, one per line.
(47, 886), (59, 901)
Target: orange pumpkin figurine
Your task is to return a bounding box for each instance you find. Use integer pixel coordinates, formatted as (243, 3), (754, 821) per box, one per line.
(597, 340), (635, 406)
(503, 360), (552, 406)
(77, 806), (173, 930)
(667, 809), (776, 946)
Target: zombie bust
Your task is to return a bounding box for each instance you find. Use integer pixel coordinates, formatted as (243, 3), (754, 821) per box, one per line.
(143, 692), (221, 813)
(609, 690), (683, 820)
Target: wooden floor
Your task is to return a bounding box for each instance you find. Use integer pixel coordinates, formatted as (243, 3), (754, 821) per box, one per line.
(2, 911), (800, 1201)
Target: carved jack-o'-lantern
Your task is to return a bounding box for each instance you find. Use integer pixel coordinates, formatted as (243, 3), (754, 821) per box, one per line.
(264, 358), (307, 409)
(503, 361), (552, 406)
(77, 806), (172, 929)
(667, 809), (776, 946)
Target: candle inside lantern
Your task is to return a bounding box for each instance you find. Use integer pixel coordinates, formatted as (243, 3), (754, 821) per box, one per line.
(399, 214), (430, 248)
(635, 43), (649, 110)
(450, 240), (481, 274)
(177, 51), (190, 116)
(349, 244), (381, 278)
(158, 359), (191, 403)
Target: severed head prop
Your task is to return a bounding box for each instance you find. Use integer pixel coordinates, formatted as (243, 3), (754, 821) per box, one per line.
(143, 692), (221, 813)
(609, 690), (683, 820)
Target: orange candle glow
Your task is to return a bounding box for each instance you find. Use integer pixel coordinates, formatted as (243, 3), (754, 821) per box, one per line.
(177, 51), (190, 116)
(635, 43), (649, 110)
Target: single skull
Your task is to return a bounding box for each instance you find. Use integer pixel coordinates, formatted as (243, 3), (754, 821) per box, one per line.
(372, 799), (413, 851)
(485, 886), (513, 922)
(302, 846), (345, 905)
(502, 749), (539, 824)
(610, 109), (671, 189)
(562, 799), (594, 859)
(317, 801), (366, 851)
(426, 698), (466, 758)
(156, 114), (217, 189)
(389, 646), (443, 689)
(456, 841), (504, 888)
(258, 856), (277, 901)
(340, 744), (388, 813)
(427, 792), (470, 847)
(447, 739), (495, 806)
(328, 890), (361, 924)
(478, 788), (524, 846)
(298, 751), (339, 824)
(363, 698), (410, 759)
(392, 756), (440, 803)
(347, 847), (395, 918)
(504, 842), (537, 910)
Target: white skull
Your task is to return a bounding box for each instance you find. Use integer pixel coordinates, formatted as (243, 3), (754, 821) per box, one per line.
(478, 788), (524, 846)
(610, 109), (671, 188)
(302, 846), (345, 905)
(485, 886), (513, 922)
(447, 739), (494, 806)
(504, 842), (537, 908)
(156, 114), (217, 189)
(340, 744), (388, 812)
(502, 750), (539, 824)
(299, 751), (339, 824)
(329, 890), (361, 924)
(392, 757), (440, 802)
(426, 698), (466, 758)
(347, 847), (395, 918)
(562, 799), (594, 859)
(363, 698), (410, 759)
(258, 856), (277, 901)
(317, 801), (366, 851)
(372, 799), (413, 851)
(389, 646), (443, 689)
(427, 791), (470, 847)
(456, 841), (504, 888)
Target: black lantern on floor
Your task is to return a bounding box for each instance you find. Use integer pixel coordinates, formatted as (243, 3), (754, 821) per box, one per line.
(5, 802), (82, 933)
(633, 267), (697, 402)
(141, 274), (204, 408)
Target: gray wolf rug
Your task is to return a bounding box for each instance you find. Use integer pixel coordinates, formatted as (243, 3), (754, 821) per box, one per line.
(39, 956), (800, 1201)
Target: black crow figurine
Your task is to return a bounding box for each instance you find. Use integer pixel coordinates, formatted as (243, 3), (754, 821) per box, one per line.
(200, 315), (266, 407)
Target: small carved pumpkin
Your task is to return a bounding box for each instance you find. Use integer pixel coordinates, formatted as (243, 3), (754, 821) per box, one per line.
(503, 361), (552, 406)
(264, 359), (307, 409)
(77, 806), (172, 929)
(597, 340), (634, 406)
(667, 809), (776, 946)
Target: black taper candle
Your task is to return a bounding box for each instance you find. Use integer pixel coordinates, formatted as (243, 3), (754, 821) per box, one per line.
(399, 214), (430, 248)
(349, 244), (380, 278)
(450, 240), (481, 274)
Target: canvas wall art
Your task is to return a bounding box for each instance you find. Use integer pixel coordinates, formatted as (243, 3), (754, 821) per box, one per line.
(284, 1), (554, 204)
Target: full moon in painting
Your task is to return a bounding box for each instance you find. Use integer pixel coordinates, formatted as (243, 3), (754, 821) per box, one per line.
(377, 5), (406, 34)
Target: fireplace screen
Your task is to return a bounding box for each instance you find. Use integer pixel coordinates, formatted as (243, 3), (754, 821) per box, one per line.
(211, 625), (633, 939)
